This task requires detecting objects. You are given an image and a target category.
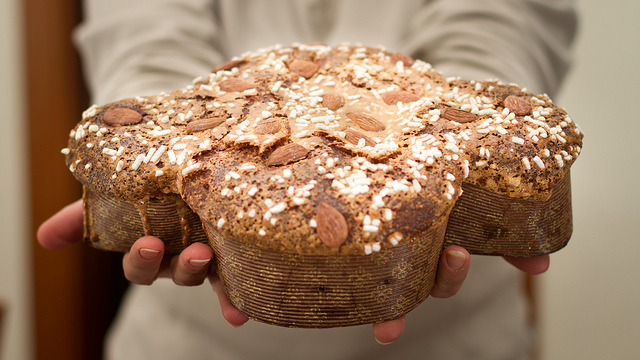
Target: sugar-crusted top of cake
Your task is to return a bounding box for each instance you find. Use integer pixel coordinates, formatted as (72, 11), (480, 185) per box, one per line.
(64, 43), (583, 254)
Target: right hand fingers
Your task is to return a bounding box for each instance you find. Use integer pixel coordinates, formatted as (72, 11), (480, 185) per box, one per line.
(504, 254), (550, 275)
(209, 271), (250, 327)
(429, 246), (471, 298)
(37, 199), (84, 250)
(123, 237), (213, 286)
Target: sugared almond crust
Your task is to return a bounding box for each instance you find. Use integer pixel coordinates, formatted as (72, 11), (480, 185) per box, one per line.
(65, 44), (583, 255)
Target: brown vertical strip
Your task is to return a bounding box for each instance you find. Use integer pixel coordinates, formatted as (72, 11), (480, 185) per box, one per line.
(25, 0), (85, 358)
(25, 1), (127, 359)
(0, 298), (5, 355)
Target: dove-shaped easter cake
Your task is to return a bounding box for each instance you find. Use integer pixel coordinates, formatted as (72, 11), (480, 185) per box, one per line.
(63, 43), (583, 327)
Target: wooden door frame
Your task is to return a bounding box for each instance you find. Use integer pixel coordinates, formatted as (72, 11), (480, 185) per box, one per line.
(25, 1), (128, 359)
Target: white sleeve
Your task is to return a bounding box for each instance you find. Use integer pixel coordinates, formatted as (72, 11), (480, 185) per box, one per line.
(74, 0), (578, 103)
(74, 0), (226, 104)
(401, 0), (578, 96)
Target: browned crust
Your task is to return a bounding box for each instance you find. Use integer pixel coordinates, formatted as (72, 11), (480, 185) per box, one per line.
(65, 44), (583, 256)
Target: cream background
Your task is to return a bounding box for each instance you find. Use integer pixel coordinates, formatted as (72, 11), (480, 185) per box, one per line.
(539, 1), (640, 359)
(1, 1), (638, 359)
(0, 0), (32, 359)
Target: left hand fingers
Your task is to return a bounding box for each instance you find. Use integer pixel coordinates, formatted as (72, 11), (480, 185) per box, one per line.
(430, 245), (471, 298)
(208, 270), (250, 327)
(370, 249), (547, 345)
(372, 315), (406, 345)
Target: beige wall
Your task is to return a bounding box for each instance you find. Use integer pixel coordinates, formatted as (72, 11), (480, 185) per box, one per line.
(0, 0), (32, 359)
(539, 1), (640, 359)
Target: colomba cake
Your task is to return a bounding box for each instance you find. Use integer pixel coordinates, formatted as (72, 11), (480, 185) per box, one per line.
(63, 43), (583, 327)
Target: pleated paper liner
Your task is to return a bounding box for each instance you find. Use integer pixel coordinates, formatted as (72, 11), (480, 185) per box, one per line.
(444, 172), (572, 257)
(82, 189), (207, 253)
(206, 220), (445, 327)
(81, 172), (573, 327)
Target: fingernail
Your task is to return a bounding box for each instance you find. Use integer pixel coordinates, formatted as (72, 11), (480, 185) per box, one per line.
(446, 250), (467, 270)
(189, 258), (212, 268)
(375, 338), (393, 346)
(139, 248), (160, 260)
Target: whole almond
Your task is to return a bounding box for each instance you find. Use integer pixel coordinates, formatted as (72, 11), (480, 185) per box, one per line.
(344, 129), (376, 147)
(347, 113), (386, 132)
(316, 202), (348, 248)
(255, 117), (282, 135)
(219, 79), (255, 92)
(288, 60), (319, 78)
(503, 95), (532, 115)
(322, 94), (344, 111)
(186, 117), (225, 133)
(266, 143), (309, 166)
(441, 108), (478, 123)
(103, 107), (143, 126)
(212, 59), (247, 73)
(390, 52), (415, 66)
(382, 91), (420, 105)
